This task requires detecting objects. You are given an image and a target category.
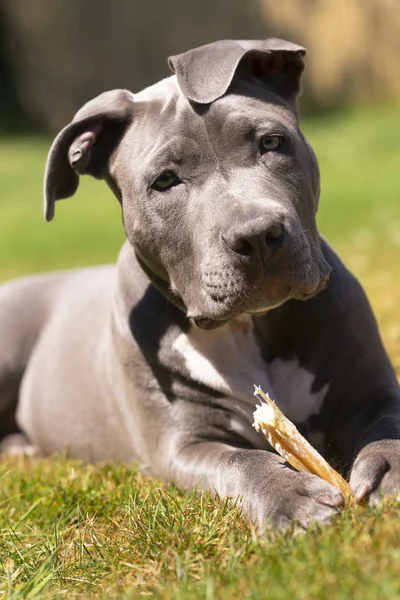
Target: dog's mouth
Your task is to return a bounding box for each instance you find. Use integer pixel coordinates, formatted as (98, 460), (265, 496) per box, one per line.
(191, 271), (331, 330)
(192, 317), (230, 330)
(294, 271), (330, 300)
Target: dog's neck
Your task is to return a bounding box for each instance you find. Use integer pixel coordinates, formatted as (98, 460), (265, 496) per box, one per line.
(135, 251), (187, 314)
(116, 242), (231, 332)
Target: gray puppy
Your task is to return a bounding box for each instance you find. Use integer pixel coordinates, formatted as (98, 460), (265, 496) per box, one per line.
(1, 39), (400, 531)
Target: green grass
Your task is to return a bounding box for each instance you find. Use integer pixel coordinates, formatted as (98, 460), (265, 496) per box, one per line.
(1, 106), (400, 598)
(2, 458), (400, 600)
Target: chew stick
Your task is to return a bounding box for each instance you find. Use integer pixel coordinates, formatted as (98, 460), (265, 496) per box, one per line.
(253, 385), (351, 501)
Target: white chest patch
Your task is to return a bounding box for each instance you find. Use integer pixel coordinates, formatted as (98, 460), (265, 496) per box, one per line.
(268, 358), (329, 423)
(172, 315), (271, 403)
(172, 315), (329, 425)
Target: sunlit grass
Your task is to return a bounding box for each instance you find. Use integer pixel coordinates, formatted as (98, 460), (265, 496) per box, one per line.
(1, 457), (400, 599)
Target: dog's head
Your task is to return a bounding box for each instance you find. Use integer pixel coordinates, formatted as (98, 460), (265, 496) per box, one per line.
(44, 39), (331, 329)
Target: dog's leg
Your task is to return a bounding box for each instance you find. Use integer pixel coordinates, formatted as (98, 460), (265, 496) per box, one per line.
(0, 357), (33, 454)
(313, 263), (400, 505)
(0, 276), (56, 452)
(0, 378), (22, 443)
(166, 439), (344, 531)
(346, 397), (400, 504)
(0, 433), (37, 456)
(0, 285), (26, 444)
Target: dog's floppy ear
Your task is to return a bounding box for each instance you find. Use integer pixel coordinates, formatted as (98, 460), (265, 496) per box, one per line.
(169, 38), (305, 105)
(44, 89), (134, 222)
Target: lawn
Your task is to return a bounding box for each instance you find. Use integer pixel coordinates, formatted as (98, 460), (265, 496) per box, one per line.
(1, 106), (400, 599)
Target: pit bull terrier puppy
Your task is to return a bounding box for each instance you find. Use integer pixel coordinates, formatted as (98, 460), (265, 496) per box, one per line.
(1, 39), (400, 530)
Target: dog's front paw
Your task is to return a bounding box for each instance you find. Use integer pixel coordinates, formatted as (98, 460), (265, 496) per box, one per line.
(350, 439), (400, 504)
(257, 471), (344, 531)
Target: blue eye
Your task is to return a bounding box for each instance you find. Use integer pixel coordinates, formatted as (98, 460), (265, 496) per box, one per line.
(260, 135), (283, 154)
(152, 171), (181, 191)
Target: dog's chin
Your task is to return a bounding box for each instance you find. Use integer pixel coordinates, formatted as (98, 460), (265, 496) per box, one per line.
(292, 271), (331, 301)
(189, 296), (288, 330)
(192, 303), (279, 330)
(189, 273), (330, 330)
(192, 317), (230, 330)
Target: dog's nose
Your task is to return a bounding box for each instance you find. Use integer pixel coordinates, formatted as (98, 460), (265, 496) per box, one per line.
(223, 218), (285, 258)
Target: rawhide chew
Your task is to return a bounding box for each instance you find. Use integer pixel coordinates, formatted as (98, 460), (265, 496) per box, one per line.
(253, 385), (351, 501)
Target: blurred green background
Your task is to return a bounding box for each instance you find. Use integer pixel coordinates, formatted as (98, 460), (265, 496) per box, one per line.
(0, 0), (400, 368)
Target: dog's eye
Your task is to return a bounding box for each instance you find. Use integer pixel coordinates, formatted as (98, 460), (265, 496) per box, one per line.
(260, 135), (283, 154)
(152, 171), (181, 191)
